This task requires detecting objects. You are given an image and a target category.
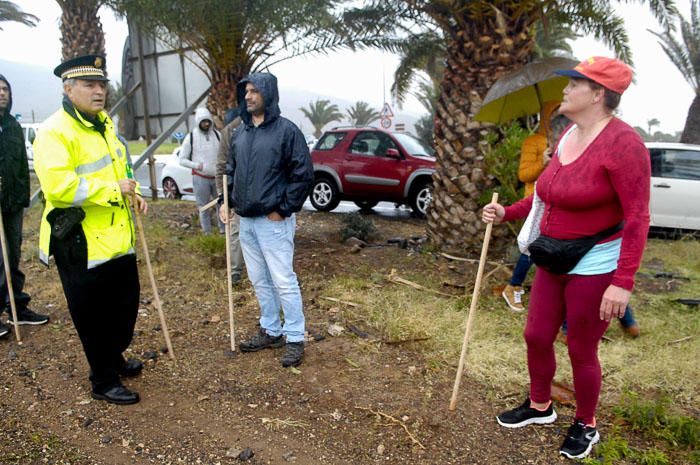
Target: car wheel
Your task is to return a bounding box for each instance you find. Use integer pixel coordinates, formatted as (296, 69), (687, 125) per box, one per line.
(410, 181), (432, 218)
(310, 177), (340, 212)
(162, 177), (182, 200)
(354, 200), (378, 212)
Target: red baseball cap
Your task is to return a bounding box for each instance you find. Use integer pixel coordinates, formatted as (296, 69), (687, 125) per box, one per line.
(555, 56), (633, 94)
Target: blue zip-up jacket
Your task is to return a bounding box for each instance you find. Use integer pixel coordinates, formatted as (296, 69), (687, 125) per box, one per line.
(224, 73), (313, 217)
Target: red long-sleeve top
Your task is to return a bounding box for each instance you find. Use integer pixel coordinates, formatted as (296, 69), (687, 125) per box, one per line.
(503, 118), (650, 290)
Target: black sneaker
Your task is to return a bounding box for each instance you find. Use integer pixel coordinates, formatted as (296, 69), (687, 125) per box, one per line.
(0, 321), (9, 338)
(281, 342), (304, 367)
(7, 308), (49, 326)
(239, 329), (284, 352)
(559, 420), (600, 460)
(496, 397), (557, 428)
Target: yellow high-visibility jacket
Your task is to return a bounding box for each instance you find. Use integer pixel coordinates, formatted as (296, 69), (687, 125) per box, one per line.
(33, 104), (138, 269)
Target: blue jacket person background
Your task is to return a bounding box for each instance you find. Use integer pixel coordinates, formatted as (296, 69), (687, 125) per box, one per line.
(0, 74), (50, 339)
(33, 55), (147, 405)
(220, 73), (313, 367)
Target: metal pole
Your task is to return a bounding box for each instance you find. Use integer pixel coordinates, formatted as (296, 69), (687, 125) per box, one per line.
(136, 25), (157, 200)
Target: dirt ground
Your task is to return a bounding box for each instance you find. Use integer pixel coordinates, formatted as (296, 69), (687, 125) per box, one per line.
(0, 201), (638, 464)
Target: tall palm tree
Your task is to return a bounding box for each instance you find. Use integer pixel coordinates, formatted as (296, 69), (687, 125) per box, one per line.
(647, 117), (660, 134)
(348, 0), (676, 250)
(300, 99), (343, 138)
(650, 0), (700, 144)
(346, 101), (380, 127)
(56, 0), (106, 60)
(109, 0), (388, 121)
(0, 1), (38, 29)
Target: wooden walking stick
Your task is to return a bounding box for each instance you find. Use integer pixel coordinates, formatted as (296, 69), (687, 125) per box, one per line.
(223, 175), (236, 351)
(449, 192), (498, 410)
(0, 179), (21, 342)
(131, 194), (176, 360)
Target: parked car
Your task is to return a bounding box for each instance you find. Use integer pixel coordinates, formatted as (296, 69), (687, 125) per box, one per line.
(309, 127), (436, 216)
(159, 147), (194, 199)
(21, 122), (42, 170)
(647, 142), (700, 231)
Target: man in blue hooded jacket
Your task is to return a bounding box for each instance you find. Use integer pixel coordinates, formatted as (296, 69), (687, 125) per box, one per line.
(220, 73), (313, 367)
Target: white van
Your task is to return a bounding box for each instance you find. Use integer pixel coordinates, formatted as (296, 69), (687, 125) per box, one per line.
(21, 123), (41, 170)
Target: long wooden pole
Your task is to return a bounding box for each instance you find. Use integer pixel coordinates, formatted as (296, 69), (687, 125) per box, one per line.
(449, 192), (498, 410)
(132, 197), (175, 360)
(223, 175), (236, 351)
(0, 179), (21, 342)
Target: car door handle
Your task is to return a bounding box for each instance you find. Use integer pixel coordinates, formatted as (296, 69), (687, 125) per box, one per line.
(653, 183), (671, 188)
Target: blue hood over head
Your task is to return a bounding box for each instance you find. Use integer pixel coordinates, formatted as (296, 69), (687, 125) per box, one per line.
(237, 72), (281, 127)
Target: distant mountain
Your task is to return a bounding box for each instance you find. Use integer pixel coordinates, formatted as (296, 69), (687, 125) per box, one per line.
(0, 59), (422, 137)
(0, 59), (63, 123)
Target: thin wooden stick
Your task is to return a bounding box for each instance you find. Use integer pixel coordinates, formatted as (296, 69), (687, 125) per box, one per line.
(223, 175), (236, 351)
(0, 180), (21, 342)
(198, 197), (218, 213)
(450, 192), (498, 410)
(132, 196), (175, 360)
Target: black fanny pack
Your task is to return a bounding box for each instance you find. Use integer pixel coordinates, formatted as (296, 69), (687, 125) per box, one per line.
(529, 222), (623, 274)
(46, 207), (86, 240)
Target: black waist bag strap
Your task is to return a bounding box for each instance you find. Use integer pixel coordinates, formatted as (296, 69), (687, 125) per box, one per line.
(529, 222), (624, 274)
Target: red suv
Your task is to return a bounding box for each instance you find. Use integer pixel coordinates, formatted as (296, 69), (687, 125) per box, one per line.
(309, 127), (436, 217)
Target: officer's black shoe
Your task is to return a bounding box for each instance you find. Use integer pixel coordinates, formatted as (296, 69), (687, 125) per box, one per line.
(239, 329), (285, 352)
(8, 308), (49, 326)
(281, 342), (304, 367)
(0, 321), (10, 338)
(119, 358), (144, 378)
(92, 385), (140, 405)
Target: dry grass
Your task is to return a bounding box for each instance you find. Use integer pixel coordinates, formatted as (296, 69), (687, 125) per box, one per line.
(322, 237), (700, 412)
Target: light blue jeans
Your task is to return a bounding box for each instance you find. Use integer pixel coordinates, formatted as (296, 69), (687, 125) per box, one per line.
(239, 214), (305, 342)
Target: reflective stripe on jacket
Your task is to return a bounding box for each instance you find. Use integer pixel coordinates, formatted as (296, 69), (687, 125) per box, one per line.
(33, 106), (136, 269)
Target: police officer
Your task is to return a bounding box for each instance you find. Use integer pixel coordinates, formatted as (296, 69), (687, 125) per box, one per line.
(33, 55), (146, 405)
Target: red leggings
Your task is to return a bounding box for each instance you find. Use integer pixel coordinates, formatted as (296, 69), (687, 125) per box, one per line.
(525, 268), (613, 424)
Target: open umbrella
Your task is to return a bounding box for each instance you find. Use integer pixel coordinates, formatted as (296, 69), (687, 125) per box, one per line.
(474, 57), (578, 124)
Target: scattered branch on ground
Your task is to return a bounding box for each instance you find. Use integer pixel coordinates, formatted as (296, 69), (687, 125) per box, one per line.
(321, 296), (359, 307)
(261, 417), (308, 431)
(355, 407), (426, 450)
(387, 269), (453, 297)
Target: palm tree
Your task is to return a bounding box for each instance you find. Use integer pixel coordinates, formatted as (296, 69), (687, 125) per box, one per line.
(0, 1), (38, 29)
(348, 1), (676, 250)
(300, 99), (343, 138)
(56, 0), (106, 59)
(650, 0), (700, 144)
(346, 101), (380, 127)
(647, 118), (660, 134)
(109, 0), (387, 121)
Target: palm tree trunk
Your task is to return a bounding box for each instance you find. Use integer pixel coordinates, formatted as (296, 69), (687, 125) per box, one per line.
(56, 0), (105, 60)
(427, 20), (534, 251)
(208, 69), (246, 126)
(680, 94), (700, 145)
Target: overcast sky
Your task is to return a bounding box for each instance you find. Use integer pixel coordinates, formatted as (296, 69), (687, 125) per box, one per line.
(1, 0), (694, 134)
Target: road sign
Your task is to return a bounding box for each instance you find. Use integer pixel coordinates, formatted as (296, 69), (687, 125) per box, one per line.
(174, 131), (185, 141)
(14, 114), (22, 122)
(380, 103), (394, 118)
(394, 123), (405, 131)
(380, 117), (391, 129)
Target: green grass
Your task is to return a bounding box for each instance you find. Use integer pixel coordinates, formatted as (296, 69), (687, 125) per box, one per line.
(127, 141), (179, 156)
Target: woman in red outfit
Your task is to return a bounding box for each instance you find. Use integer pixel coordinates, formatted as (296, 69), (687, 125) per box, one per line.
(482, 57), (650, 460)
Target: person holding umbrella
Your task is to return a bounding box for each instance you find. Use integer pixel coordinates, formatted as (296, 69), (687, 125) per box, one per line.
(501, 100), (560, 312)
(482, 57), (650, 460)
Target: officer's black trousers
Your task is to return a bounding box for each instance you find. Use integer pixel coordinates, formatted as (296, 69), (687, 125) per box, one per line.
(53, 231), (140, 391)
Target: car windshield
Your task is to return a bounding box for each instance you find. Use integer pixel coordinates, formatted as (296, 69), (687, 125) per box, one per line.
(392, 133), (434, 157)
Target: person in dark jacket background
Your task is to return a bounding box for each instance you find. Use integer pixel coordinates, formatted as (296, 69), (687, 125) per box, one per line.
(220, 72), (313, 367)
(0, 74), (49, 339)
